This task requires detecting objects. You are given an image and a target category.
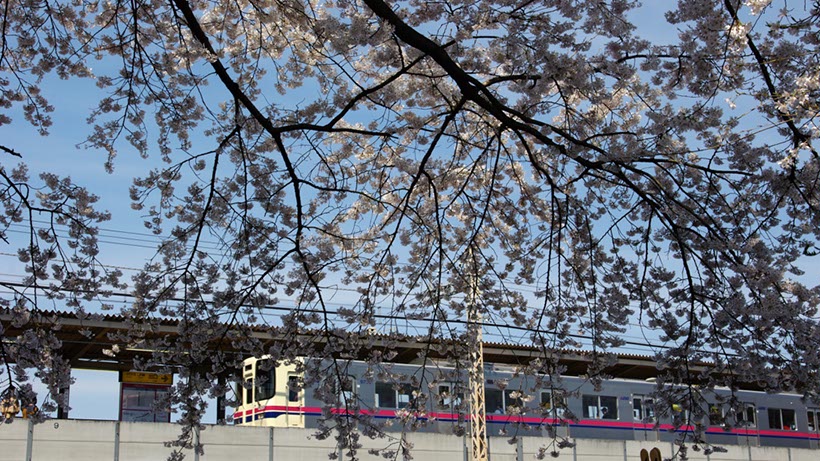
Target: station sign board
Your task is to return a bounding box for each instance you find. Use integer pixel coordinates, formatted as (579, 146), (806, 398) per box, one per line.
(121, 371), (173, 385)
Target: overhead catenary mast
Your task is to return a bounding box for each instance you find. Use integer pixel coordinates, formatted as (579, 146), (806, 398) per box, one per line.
(467, 246), (488, 461)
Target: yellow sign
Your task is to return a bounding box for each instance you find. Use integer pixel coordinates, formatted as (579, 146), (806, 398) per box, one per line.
(121, 371), (173, 385)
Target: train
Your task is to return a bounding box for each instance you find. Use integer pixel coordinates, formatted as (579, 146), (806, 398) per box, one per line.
(232, 356), (820, 451)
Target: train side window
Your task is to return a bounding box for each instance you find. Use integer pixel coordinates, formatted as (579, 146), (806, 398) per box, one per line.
(633, 395), (655, 422)
(397, 384), (414, 408)
(540, 391), (566, 418)
(437, 384), (451, 408)
(254, 360), (276, 401)
(375, 382), (396, 408)
(768, 408), (796, 430)
(736, 403), (756, 427)
(807, 409), (819, 432)
(583, 394), (618, 420)
(708, 404), (725, 426)
(504, 389), (524, 413)
(437, 384), (463, 409)
(486, 388), (504, 414)
(484, 388), (528, 414)
(437, 384), (459, 408)
(339, 376), (355, 405)
(374, 382), (413, 408)
(671, 403), (689, 425)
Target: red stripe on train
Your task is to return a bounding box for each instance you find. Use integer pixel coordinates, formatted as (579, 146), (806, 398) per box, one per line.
(232, 406), (820, 440)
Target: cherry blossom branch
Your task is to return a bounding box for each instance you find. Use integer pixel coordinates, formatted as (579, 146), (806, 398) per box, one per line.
(722, 0), (814, 155)
(0, 145), (22, 158)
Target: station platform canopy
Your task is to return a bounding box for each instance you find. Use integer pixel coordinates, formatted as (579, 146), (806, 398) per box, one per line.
(1, 308), (717, 386)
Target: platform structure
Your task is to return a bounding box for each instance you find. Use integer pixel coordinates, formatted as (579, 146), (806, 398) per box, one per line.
(0, 308), (714, 424)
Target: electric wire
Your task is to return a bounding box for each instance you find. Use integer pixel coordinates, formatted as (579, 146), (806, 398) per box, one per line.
(0, 280), (692, 357)
(0, 221), (688, 354)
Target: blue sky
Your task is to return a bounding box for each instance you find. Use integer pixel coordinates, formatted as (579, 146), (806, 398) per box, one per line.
(0, 0), (673, 422)
(0, 72), (228, 421)
(3, 1), (807, 423)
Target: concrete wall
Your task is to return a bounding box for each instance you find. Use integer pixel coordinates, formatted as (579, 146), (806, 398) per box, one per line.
(0, 419), (817, 461)
(0, 418), (28, 461)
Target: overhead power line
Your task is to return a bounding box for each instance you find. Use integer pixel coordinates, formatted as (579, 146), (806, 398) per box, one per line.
(0, 279), (685, 356)
(1, 220), (559, 294)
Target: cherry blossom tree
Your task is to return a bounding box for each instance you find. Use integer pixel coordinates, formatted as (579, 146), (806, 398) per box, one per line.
(2, 0), (820, 457)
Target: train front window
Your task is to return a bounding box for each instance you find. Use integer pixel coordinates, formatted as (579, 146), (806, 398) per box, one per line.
(583, 394), (618, 420)
(254, 360), (276, 402)
(767, 408), (796, 430)
(287, 376), (299, 402)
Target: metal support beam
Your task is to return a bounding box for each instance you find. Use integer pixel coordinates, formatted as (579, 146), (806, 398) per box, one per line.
(517, 437), (524, 461)
(216, 375), (226, 423)
(114, 421), (120, 461)
(269, 427), (274, 461)
(25, 418), (33, 461)
(467, 247), (488, 461)
(56, 383), (70, 419)
(194, 425), (200, 461)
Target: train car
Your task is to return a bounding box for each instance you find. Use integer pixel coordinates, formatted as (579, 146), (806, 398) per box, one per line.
(232, 356), (820, 451)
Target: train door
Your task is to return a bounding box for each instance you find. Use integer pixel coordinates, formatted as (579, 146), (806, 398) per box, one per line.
(735, 403), (759, 447)
(435, 383), (453, 434)
(435, 383), (465, 434)
(284, 373), (304, 427)
(253, 359), (277, 425)
(338, 375), (356, 408)
(632, 395), (658, 441)
(808, 408), (819, 449)
(540, 390), (570, 439)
